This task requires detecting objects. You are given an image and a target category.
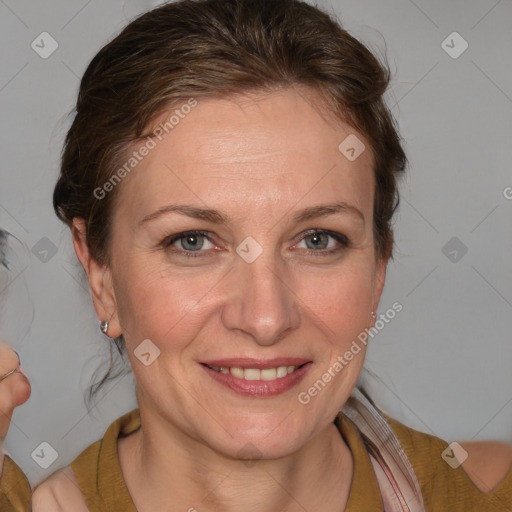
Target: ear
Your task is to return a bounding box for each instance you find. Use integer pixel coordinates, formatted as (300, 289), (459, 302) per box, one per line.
(369, 256), (388, 328)
(71, 218), (122, 338)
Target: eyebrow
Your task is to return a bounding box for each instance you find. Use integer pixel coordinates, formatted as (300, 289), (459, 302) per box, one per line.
(139, 200), (365, 227)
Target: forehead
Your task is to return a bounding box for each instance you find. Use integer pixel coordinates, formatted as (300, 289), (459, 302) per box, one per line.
(114, 89), (374, 221)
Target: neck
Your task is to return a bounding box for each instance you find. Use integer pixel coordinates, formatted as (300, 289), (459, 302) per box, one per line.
(119, 406), (353, 512)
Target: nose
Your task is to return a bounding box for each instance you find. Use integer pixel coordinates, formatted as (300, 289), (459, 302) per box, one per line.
(221, 251), (300, 347)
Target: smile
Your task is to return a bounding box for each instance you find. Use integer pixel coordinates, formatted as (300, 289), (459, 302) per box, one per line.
(200, 360), (312, 397)
(204, 364), (301, 381)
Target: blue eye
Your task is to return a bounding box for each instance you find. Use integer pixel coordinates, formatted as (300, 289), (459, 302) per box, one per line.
(163, 230), (214, 257)
(296, 230), (349, 255)
(161, 229), (350, 258)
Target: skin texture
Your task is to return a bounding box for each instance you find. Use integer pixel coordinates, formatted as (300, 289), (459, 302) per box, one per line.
(72, 88), (386, 511)
(26, 88), (512, 509)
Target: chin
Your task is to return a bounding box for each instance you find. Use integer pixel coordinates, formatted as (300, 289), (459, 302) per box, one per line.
(200, 416), (314, 462)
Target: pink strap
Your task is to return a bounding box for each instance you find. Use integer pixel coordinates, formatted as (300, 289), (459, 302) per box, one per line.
(342, 388), (427, 512)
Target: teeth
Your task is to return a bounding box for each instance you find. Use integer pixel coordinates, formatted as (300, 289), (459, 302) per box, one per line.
(276, 366), (288, 378)
(244, 368), (261, 381)
(260, 368), (277, 381)
(208, 365), (299, 381)
(230, 367), (244, 379)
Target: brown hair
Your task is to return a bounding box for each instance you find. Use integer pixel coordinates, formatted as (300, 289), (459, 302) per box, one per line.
(53, 0), (407, 405)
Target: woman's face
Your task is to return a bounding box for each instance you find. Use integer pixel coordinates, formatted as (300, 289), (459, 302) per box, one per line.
(87, 88), (387, 459)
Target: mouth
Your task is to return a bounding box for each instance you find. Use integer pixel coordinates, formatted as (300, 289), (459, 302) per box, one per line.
(201, 363), (308, 381)
(199, 358), (312, 397)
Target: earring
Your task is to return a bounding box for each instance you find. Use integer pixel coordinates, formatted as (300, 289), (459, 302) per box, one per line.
(99, 320), (109, 337)
(370, 311), (376, 319)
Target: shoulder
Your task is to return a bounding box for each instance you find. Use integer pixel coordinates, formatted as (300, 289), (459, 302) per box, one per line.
(382, 412), (512, 497)
(32, 409), (141, 511)
(32, 465), (88, 511)
(457, 440), (512, 492)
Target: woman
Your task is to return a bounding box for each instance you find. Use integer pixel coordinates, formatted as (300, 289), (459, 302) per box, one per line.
(1, 0), (512, 510)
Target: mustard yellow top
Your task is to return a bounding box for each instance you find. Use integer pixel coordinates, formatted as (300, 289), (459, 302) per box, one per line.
(2, 408), (512, 511)
(0, 454), (31, 512)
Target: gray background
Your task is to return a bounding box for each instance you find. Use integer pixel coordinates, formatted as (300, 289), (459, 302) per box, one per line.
(0, 0), (511, 487)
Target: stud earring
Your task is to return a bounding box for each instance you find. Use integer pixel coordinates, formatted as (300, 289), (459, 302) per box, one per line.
(99, 320), (109, 337)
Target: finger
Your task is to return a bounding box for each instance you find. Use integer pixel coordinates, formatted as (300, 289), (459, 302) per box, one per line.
(0, 372), (31, 441)
(0, 342), (31, 440)
(0, 341), (20, 374)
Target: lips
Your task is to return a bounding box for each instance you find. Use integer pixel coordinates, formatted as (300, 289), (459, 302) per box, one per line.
(199, 358), (312, 397)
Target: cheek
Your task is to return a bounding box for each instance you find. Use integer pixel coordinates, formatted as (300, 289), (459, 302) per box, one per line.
(297, 263), (374, 335)
(113, 248), (375, 352)
(112, 261), (175, 340)
(113, 259), (215, 346)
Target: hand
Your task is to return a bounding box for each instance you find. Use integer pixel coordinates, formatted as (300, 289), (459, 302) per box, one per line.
(0, 341), (31, 473)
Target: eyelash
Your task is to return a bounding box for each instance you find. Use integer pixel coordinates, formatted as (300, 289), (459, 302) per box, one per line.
(161, 229), (350, 258)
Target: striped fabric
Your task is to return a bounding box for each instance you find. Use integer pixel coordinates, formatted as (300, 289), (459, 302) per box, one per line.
(343, 388), (427, 512)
